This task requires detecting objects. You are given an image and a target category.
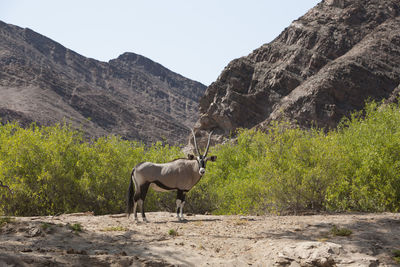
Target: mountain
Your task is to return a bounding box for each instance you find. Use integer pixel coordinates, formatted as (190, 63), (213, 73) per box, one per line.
(195, 0), (400, 144)
(0, 20), (206, 145)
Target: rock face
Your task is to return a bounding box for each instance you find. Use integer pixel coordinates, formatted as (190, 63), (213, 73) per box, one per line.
(0, 21), (206, 144)
(196, 0), (400, 144)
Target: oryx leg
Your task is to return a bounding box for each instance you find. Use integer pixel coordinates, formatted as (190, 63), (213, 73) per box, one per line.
(131, 174), (140, 222)
(133, 201), (138, 222)
(139, 182), (150, 222)
(133, 191), (140, 222)
(176, 190), (186, 221)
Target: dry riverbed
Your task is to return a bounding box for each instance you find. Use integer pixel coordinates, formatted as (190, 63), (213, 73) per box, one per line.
(1, 212), (400, 266)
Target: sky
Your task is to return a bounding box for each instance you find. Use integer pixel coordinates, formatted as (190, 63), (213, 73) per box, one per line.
(0, 0), (321, 86)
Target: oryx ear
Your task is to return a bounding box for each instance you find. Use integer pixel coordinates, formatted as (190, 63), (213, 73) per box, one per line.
(207, 155), (217, 162)
(187, 154), (195, 160)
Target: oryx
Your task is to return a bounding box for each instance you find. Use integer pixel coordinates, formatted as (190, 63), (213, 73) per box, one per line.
(127, 130), (216, 222)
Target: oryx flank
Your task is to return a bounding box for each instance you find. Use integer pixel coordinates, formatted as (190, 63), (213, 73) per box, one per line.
(127, 130), (216, 222)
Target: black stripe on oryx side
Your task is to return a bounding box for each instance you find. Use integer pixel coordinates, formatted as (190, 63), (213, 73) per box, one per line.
(152, 181), (187, 191)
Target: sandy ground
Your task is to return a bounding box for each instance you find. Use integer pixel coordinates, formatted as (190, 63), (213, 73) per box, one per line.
(0, 212), (400, 266)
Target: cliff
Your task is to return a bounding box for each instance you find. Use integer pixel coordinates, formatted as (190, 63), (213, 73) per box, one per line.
(196, 0), (400, 144)
(0, 21), (206, 144)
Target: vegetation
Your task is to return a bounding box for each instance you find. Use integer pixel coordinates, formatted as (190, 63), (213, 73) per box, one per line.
(330, 225), (352, 237)
(68, 223), (83, 233)
(101, 226), (128, 232)
(393, 249), (400, 264)
(189, 100), (400, 214)
(0, 216), (15, 227)
(1, 100), (400, 216)
(0, 123), (182, 216)
(40, 222), (53, 231)
(168, 228), (179, 236)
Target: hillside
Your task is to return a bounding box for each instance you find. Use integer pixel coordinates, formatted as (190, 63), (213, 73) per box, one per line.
(0, 20), (206, 145)
(195, 0), (400, 144)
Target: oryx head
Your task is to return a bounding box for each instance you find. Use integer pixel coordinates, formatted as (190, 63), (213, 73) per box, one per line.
(190, 129), (217, 176)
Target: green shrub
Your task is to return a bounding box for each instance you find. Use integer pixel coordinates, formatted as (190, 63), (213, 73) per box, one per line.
(190, 100), (400, 215)
(325, 101), (400, 212)
(0, 122), (182, 216)
(1, 99), (400, 216)
(168, 228), (178, 236)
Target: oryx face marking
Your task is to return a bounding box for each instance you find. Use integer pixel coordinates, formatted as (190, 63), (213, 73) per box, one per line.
(197, 156), (206, 175)
(126, 129), (217, 222)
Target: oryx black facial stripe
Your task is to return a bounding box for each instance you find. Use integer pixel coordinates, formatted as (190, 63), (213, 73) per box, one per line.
(196, 156), (206, 176)
(197, 155), (207, 166)
(198, 158), (205, 168)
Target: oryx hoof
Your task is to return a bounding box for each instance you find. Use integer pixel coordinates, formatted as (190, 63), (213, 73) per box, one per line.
(177, 217), (187, 223)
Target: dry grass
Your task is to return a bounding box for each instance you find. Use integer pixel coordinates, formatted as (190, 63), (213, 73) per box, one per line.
(0, 217), (15, 227)
(231, 218), (249, 226)
(330, 225), (352, 236)
(101, 226), (128, 232)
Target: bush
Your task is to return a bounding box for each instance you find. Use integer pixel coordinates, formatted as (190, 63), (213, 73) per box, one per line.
(194, 125), (335, 214)
(1, 100), (400, 216)
(325, 101), (400, 211)
(191, 100), (400, 214)
(0, 122), (183, 216)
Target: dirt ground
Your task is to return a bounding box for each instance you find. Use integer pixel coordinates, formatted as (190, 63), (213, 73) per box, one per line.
(1, 212), (399, 266)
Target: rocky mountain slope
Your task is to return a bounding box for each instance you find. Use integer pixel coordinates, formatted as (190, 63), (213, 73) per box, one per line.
(195, 0), (400, 144)
(0, 20), (206, 144)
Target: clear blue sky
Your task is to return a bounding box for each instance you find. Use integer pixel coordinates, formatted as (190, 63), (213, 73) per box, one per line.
(1, 0), (320, 85)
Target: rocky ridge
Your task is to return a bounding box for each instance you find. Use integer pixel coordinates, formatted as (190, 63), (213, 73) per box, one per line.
(0, 21), (206, 144)
(195, 0), (400, 144)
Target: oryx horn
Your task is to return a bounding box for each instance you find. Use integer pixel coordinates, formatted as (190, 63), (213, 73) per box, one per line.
(191, 129), (201, 156)
(203, 131), (213, 157)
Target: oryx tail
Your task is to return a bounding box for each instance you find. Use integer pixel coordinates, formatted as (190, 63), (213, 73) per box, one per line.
(126, 168), (135, 217)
